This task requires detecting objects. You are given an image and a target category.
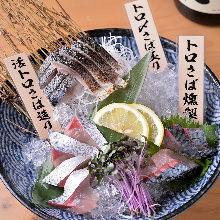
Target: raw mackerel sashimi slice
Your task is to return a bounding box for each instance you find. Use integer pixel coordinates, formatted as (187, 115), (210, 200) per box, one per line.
(49, 131), (99, 159)
(51, 147), (75, 167)
(43, 156), (90, 187)
(69, 172), (99, 214)
(48, 168), (99, 214)
(64, 115), (98, 148)
(141, 149), (198, 181)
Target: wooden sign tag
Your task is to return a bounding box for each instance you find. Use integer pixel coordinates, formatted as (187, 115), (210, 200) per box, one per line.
(125, 0), (167, 72)
(3, 52), (61, 139)
(178, 36), (204, 124)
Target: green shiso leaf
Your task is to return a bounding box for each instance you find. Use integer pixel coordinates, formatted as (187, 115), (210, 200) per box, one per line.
(161, 114), (218, 147)
(32, 156), (64, 208)
(94, 51), (152, 143)
(202, 123), (218, 147)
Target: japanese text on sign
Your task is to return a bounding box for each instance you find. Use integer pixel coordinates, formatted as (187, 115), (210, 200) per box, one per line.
(4, 53), (61, 139)
(125, 0), (167, 72)
(179, 36), (204, 124)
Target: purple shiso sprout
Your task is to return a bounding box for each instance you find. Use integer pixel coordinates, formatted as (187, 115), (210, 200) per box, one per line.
(111, 144), (160, 217)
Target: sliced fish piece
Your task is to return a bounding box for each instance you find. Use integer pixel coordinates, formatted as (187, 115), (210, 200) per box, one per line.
(64, 115), (98, 148)
(43, 156), (90, 187)
(39, 64), (58, 89)
(76, 111), (107, 151)
(141, 149), (198, 182)
(163, 125), (201, 159)
(51, 147), (75, 167)
(69, 174), (99, 214)
(186, 128), (217, 157)
(59, 46), (115, 94)
(49, 131), (99, 159)
(48, 168), (89, 206)
(79, 35), (126, 76)
(43, 71), (67, 97)
(151, 149), (197, 169)
(50, 52), (109, 100)
(48, 75), (77, 105)
(71, 42), (127, 88)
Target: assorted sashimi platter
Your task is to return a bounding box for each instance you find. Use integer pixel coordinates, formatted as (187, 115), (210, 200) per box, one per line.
(27, 33), (219, 219)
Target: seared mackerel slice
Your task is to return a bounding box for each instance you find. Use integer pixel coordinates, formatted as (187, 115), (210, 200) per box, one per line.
(186, 128), (217, 157)
(80, 35), (126, 76)
(162, 124), (201, 159)
(50, 51), (109, 100)
(71, 41), (127, 88)
(59, 46), (115, 95)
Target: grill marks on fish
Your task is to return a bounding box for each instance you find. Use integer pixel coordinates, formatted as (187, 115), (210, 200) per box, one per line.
(38, 38), (127, 104)
(51, 52), (103, 91)
(71, 42), (120, 83)
(59, 47), (116, 95)
(80, 35), (126, 75)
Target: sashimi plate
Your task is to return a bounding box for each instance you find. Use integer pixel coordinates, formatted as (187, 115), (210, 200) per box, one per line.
(0, 28), (219, 220)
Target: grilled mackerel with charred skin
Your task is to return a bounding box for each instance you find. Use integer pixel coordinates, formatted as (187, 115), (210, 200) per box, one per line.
(79, 35), (126, 76)
(50, 51), (109, 100)
(38, 38), (127, 104)
(71, 41), (127, 88)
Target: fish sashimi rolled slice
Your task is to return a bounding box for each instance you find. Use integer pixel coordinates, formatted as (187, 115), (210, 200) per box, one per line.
(64, 115), (98, 148)
(59, 46), (115, 95)
(51, 147), (75, 167)
(71, 42), (127, 89)
(50, 52), (109, 100)
(43, 156), (90, 187)
(79, 35), (126, 76)
(48, 131), (99, 159)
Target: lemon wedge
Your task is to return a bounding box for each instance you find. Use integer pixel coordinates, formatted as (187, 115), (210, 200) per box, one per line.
(93, 103), (149, 142)
(130, 104), (164, 146)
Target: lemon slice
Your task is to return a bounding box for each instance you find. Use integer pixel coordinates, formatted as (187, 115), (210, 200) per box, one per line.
(130, 104), (164, 146)
(93, 103), (149, 142)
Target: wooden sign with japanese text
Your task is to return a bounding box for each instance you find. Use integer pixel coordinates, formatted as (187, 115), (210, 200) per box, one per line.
(125, 0), (167, 72)
(179, 36), (204, 124)
(3, 53), (61, 139)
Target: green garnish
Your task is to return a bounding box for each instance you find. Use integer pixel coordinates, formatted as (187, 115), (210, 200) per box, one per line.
(88, 137), (145, 183)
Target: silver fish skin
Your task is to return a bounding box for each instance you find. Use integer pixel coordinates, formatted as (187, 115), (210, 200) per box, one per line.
(43, 156), (90, 186)
(48, 131), (99, 159)
(48, 168), (89, 205)
(47, 75), (77, 105)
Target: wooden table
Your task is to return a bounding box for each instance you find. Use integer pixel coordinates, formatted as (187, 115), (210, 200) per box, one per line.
(0, 0), (219, 219)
